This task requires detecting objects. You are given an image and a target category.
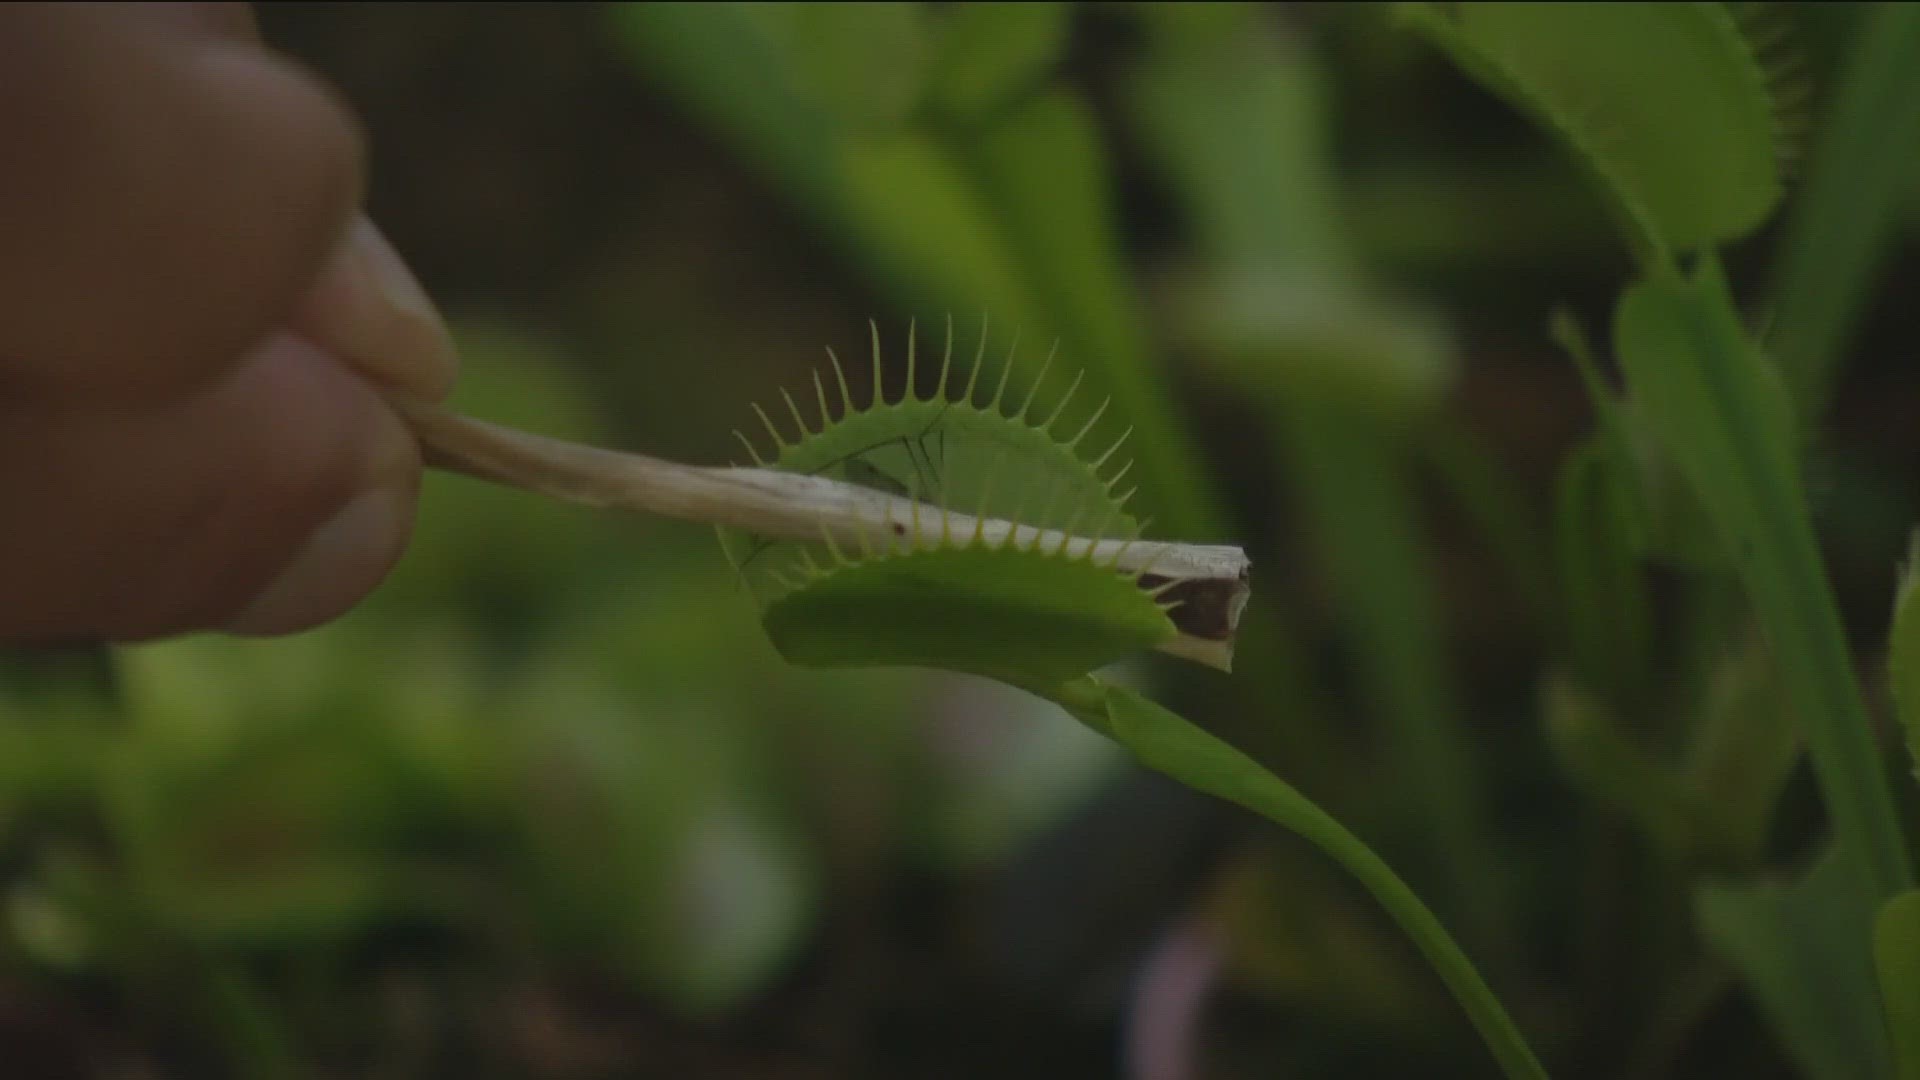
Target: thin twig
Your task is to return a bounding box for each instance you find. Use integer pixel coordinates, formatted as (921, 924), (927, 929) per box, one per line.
(391, 398), (1251, 670)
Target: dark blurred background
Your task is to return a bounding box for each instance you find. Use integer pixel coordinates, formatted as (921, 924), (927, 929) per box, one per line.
(2, 3), (1916, 1077)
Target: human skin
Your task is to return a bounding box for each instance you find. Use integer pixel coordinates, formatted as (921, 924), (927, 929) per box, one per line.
(0, 3), (457, 643)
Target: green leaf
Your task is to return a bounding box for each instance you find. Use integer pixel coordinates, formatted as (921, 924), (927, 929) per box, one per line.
(1541, 674), (1697, 860)
(1127, 28), (1457, 418)
(1697, 849), (1894, 1080)
(1614, 258), (1912, 900)
(1683, 637), (1805, 872)
(612, 3), (837, 198)
(1126, 30), (1352, 272)
(1050, 677), (1547, 1080)
(1766, 1), (1920, 420)
(1891, 534), (1920, 786)
(613, 3), (1040, 329)
(203, 964), (306, 1080)
(1270, 404), (1502, 941)
(1543, 636), (1803, 874)
(1174, 274), (1454, 419)
(1398, 1), (1785, 259)
(1554, 277), (1731, 576)
(960, 90), (1225, 536)
(928, 2), (1070, 121)
(731, 326), (1139, 541)
(1124, 0), (1264, 51)
(719, 326), (1144, 617)
(762, 544), (1175, 687)
(1423, 422), (1556, 631)
(1123, 19), (1499, 947)
(616, 5), (1222, 537)
(1878, 890), (1920, 1080)
(716, 324), (1222, 688)
(830, 135), (1043, 324)
(1552, 439), (1654, 701)
(741, 2), (930, 134)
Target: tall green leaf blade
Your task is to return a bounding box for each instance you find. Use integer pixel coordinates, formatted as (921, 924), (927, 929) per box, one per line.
(1126, 33), (1353, 273)
(1553, 439), (1654, 703)
(1697, 850), (1894, 1080)
(1766, 2), (1920, 420)
(1424, 423), (1556, 631)
(831, 136), (1044, 327)
(1541, 675), (1699, 861)
(742, 2), (930, 134)
(1878, 890), (1920, 1080)
(1613, 260), (1912, 900)
(927, 1), (1069, 121)
(1272, 404), (1501, 938)
(613, 3), (838, 204)
(1890, 535), (1920, 785)
(617, 3), (1036, 325)
(1050, 677), (1548, 1080)
(1682, 638), (1806, 872)
(1124, 26), (1503, 948)
(959, 90), (1224, 536)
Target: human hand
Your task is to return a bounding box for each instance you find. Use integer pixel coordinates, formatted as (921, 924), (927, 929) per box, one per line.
(1, 3), (456, 644)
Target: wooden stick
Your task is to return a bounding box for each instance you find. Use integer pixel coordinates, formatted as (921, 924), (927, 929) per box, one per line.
(391, 397), (1251, 670)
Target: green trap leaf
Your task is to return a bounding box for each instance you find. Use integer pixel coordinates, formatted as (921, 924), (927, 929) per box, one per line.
(721, 323), (1187, 684)
(1399, 1), (1788, 258)
(763, 543), (1175, 687)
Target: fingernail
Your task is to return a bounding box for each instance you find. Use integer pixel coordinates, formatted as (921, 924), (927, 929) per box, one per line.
(296, 215), (459, 398)
(224, 482), (414, 636)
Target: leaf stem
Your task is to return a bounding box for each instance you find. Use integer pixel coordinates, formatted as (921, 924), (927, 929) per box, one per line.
(1052, 677), (1549, 1080)
(1275, 404), (1509, 957)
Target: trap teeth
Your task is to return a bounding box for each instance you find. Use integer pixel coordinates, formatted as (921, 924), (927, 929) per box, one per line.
(725, 319), (1147, 597)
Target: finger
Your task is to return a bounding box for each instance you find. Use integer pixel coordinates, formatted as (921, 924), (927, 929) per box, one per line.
(132, 2), (261, 39)
(125, 6), (461, 400)
(293, 214), (461, 400)
(0, 333), (419, 643)
(0, 4), (362, 403)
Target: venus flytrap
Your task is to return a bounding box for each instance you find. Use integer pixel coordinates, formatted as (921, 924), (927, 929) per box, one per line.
(393, 354), (1247, 670)
(394, 321), (1547, 1080)
(1401, 4), (1920, 1077)
(1401, 0), (1914, 886)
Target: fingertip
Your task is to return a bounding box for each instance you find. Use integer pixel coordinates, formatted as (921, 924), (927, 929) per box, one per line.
(191, 333), (421, 637)
(221, 472), (418, 637)
(292, 215), (461, 401)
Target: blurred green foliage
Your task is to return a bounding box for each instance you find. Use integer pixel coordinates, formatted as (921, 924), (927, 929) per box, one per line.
(5, 2), (1920, 1076)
